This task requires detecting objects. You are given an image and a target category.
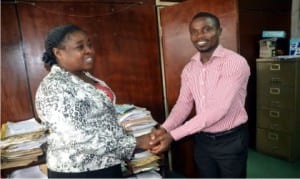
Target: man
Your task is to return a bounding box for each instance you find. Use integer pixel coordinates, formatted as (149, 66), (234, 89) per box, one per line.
(149, 12), (250, 178)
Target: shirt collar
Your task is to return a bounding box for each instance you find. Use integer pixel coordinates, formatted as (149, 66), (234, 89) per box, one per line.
(191, 44), (225, 63)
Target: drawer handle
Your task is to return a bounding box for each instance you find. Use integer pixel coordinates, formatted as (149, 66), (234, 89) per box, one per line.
(271, 146), (279, 151)
(271, 77), (281, 84)
(270, 123), (279, 129)
(269, 111), (280, 118)
(270, 88), (280, 95)
(270, 101), (280, 108)
(270, 64), (280, 71)
(268, 132), (278, 141)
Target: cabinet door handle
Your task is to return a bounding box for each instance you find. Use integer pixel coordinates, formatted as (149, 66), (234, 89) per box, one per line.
(269, 110), (280, 118)
(268, 132), (279, 141)
(270, 64), (280, 71)
(270, 87), (280, 95)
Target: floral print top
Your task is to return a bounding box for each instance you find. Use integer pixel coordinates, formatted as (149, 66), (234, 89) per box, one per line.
(35, 65), (136, 172)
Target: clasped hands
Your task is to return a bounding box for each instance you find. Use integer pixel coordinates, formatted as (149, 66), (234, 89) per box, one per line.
(136, 127), (173, 154)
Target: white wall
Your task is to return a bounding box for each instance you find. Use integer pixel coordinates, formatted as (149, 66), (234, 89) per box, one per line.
(291, 0), (300, 37)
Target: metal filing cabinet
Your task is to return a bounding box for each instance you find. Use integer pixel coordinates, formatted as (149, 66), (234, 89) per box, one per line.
(256, 57), (300, 161)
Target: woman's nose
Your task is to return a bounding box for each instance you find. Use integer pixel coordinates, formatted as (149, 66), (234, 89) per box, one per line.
(85, 46), (94, 53)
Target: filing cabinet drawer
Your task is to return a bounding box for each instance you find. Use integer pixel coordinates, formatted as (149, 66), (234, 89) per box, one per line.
(256, 61), (297, 87)
(257, 109), (296, 133)
(256, 86), (296, 109)
(256, 58), (300, 161)
(256, 128), (293, 161)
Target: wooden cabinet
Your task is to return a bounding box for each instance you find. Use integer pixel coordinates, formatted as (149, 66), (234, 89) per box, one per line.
(1, 0), (165, 125)
(1, 3), (35, 122)
(256, 58), (300, 161)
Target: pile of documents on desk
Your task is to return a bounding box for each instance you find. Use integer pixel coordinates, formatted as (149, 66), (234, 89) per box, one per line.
(1, 118), (47, 169)
(115, 104), (161, 175)
(116, 104), (158, 137)
(129, 149), (161, 174)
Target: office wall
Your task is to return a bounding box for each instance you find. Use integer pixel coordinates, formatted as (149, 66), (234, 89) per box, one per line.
(291, 0), (300, 37)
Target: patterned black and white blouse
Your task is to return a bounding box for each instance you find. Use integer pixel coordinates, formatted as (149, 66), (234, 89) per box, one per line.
(35, 65), (136, 173)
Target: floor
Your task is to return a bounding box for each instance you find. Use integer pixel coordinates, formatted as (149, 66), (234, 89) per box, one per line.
(166, 148), (300, 178)
(247, 149), (300, 178)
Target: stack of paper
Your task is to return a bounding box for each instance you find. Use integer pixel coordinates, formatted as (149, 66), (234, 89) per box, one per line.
(127, 169), (162, 179)
(1, 118), (47, 169)
(130, 150), (160, 174)
(116, 104), (157, 137)
(7, 165), (47, 179)
(115, 104), (161, 175)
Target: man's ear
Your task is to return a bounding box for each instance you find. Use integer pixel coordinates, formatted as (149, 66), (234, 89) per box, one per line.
(218, 27), (223, 36)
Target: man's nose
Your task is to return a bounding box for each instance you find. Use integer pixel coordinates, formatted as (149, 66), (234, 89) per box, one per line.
(196, 31), (205, 38)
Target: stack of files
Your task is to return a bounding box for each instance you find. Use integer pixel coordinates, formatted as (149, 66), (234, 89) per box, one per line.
(129, 149), (160, 174)
(1, 118), (47, 169)
(7, 165), (47, 179)
(115, 104), (161, 175)
(115, 104), (158, 137)
(127, 170), (162, 179)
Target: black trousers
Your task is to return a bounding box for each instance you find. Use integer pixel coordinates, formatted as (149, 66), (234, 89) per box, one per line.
(194, 123), (249, 178)
(47, 164), (123, 178)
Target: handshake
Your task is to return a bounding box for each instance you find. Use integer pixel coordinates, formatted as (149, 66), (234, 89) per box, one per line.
(135, 127), (173, 154)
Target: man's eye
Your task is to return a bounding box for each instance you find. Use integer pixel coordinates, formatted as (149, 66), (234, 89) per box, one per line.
(203, 27), (212, 33)
(191, 31), (198, 35)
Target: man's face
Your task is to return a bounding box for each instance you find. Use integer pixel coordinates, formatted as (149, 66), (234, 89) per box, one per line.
(189, 17), (222, 53)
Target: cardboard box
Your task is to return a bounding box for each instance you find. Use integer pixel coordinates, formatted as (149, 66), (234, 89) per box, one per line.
(289, 38), (300, 56)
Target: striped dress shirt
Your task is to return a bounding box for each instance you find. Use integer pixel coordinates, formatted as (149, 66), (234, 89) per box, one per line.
(162, 45), (250, 141)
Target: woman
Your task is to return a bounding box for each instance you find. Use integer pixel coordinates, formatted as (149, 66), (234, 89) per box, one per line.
(35, 24), (150, 178)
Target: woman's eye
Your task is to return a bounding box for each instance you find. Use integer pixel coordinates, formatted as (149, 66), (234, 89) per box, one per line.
(76, 45), (84, 50)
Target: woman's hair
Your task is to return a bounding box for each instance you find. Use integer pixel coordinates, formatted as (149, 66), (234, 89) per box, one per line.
(42, 24), (82, 67)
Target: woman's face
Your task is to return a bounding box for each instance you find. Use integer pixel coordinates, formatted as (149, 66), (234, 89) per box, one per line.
(54, 30), (95, 75)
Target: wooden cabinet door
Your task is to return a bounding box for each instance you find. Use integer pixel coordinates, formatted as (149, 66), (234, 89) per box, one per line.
(159, 0), (238, 177)
(16, 0), (165, 122)
(1, 3), (34, 124)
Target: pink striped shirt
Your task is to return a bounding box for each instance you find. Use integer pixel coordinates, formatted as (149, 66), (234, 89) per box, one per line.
(162, 45), (250, 141)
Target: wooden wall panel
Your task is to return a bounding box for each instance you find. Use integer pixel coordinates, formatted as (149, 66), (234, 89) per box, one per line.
(160, 0), (237, 177)
(160, 0), (238, 108)
(15, 0), (165, 122)
(1, 4), (34, 124)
